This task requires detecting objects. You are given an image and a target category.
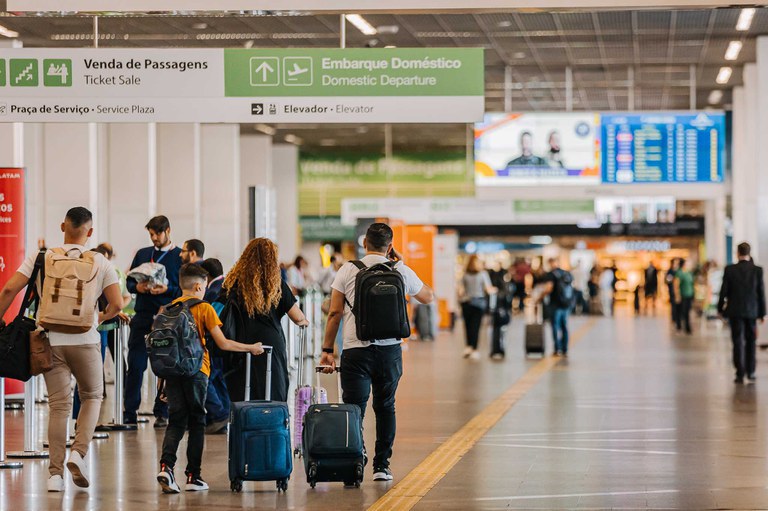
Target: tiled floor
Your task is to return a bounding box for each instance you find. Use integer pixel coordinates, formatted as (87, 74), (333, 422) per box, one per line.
(3, 309), (768, 510)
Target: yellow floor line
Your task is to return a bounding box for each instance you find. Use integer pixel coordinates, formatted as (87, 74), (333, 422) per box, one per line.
(368, 319), (597, 511)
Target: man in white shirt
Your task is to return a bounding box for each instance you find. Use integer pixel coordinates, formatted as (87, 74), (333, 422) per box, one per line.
(321, 223), (434, 482)
(0, 207), (123, 492)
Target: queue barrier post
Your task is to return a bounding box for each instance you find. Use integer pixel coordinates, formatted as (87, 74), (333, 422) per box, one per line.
(7, 375), (48, 458)
(106, 323), (136, 431)
(0, 378), (22, 469)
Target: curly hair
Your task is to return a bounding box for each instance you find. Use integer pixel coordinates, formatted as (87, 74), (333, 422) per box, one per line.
(223, 238), (282, 316)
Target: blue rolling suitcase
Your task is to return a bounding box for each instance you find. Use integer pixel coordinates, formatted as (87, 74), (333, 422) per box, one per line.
(228, 346), (292, 493)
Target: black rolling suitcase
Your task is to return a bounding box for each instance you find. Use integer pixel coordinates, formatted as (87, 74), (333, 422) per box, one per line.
(303, 367), (365, 488)
(525, 304), (545, 357)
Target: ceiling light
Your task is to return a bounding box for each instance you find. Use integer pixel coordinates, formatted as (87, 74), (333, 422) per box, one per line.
(498, 20), (513, 28)
(0, 24), (19, 38)
(243, 40), (254, 49)
(254, 124), (276, 136)
(716, 66), (733, 84)
(355, 126), (369, 134)
(513, 52), (526, 59)
(191, 22), (208, 30)
(708, 90), (723, 104)
(725, 40), (743, 61)
(376, 25), (400, 35)
(346, 14), (378, 36)
(284, 134), (303, 145)
(736, 8), (756, 31)
(529, 236), (553, 245)
(320, 139), (337, 146)
(385, 45), (397, 49)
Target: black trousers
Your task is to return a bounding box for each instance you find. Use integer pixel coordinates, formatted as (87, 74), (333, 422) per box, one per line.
(730, 318), (758, 378)
(461, 303), (485, 350)
(340, 344), (403, 470)
(160, 372), (208, 477)
(676, 298), (692, 333)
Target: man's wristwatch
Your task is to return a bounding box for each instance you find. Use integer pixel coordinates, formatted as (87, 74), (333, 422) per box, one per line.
(322, 348), (334, 354)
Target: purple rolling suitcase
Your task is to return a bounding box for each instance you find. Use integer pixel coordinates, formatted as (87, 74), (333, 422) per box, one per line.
(293, 327), (327, 457)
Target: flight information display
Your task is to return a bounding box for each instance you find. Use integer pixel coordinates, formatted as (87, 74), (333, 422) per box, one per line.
(601, 112), (725, 184)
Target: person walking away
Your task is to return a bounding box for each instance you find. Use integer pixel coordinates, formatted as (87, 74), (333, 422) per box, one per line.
(512, 259), (530, 313)
(718, 242), (766, 384)
(156, 264), (266, 493)
(318, 253), (343, 295)
(0, 207), (123, 492)
(644, 261), (659, 315)
(459, 255), (495, 360)
(674, 258), (695, 334)
(489, 267), (513, 359)
(666, 258), (681, 325)
(198, 258), (229, 434)
(124, 215), (183, 427)
(180, 239), (205, 265)
(219, 238), (308, 403)
(321, 222), (434, 482)
(542, 258), (575, 356)
(599, 267), (615, 317)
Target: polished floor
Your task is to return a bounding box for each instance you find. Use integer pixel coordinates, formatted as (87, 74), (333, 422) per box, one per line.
(3, 309), (768, 510)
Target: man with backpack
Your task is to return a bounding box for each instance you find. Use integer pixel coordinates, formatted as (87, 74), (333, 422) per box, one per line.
(542, 257), (575, 357)
(124, 215), (183, 427)
(0, 207), (124, 492)
(321, 223), (434, 482)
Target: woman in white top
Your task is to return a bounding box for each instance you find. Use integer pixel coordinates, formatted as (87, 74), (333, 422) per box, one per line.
(459, 255), (495, 360)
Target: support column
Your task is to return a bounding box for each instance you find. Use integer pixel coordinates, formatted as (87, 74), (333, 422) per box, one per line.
(273, 144), (299, 263)
(23, 124), (44, 255)
(240, 135), (273, 247)
(156, 123), (200, 245)
(704, 198), (727, 265)
(107, 124), (157, 270)
(200, 124), (240, 269)
(755, 38), (768, 264)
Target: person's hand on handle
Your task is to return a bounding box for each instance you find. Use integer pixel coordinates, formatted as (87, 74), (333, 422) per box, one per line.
(249, 342), (265, 356)
(117, 312), (131, 324)
(319, 352), (336, 373)
(297, 319), (310, 327)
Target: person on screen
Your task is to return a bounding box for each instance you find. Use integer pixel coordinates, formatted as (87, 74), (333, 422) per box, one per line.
(546, 131), (565, 168)
(506, 131), (547, 167)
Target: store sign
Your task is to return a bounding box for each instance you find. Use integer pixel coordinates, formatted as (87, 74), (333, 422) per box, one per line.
(0, 169), (25, 325)
(0, 48), (484, 122)
(8, 0), (755, 11)
(299, 216), (356, 241)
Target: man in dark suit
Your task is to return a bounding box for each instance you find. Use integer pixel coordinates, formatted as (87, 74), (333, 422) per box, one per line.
(718, 242), (767, 384)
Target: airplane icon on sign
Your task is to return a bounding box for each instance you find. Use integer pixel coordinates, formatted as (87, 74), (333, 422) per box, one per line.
(287, 63), (309, 77)
(283, 57), (313, 86)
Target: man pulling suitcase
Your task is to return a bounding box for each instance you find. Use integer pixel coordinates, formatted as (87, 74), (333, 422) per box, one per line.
(320, 222), (434, 482)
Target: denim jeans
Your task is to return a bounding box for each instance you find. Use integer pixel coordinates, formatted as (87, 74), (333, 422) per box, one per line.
(340, 344), (403, 469)
(551, 307), (570, 354)
(205, 357), (230, 424)
(124, 314), (168, 422)
(160, 372), (208, 476)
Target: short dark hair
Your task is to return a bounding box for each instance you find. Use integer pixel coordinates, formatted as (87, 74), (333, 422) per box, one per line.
(65, 207), (93, 229)
(294, 255), (306, 267)
(200, 258), (223, 279)
(366, 222), (394, 252)
(738, 242), (752, 257)
(145, 215), (170, 233)
(179, 263), (209, 290)
(184, 239), (205, 258)
(520, 131), (533, 140)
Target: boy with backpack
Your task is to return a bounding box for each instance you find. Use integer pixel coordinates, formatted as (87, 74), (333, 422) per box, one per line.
(543, 257), (575, 357)
(152, 264), (264, 493)
(320, 223), (434, 482)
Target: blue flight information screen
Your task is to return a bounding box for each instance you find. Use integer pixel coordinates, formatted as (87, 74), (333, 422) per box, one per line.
(601, 112), (725, 184)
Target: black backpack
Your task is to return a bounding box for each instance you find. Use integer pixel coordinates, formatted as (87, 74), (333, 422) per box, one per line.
(146, 299), (206, 378)
(347, 261), (411, 341)
(553, 270), (575, 307)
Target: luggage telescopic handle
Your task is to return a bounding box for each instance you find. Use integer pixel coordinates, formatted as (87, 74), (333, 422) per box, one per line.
(315, 366), (343, 403)
(245, 345), (273, 402)
(296, 326), (308, 388)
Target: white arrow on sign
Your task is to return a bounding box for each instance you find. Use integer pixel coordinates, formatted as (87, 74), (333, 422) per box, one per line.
(255, 62), (274, 82)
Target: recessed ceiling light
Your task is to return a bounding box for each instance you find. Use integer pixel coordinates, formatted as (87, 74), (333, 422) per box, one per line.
(320, 139), (337, 146)
(355, 126), (369, 134)
(513, 51), (526, 59)
(498, 20), (513, 28)
(376, 25), (400, 35)
(736, 8), (756, 31)
(725, 40), (743, 61)
(284, 134), (303, 145)
(708, 90), (723, 104)
(0, 24), (19, 38)
(254, 124), (276, 136)
(244, 40), (255, 49)
(716, 66), (733, 85)
(345, 14), (378, 36)
(192, 22), (208, 30)
(385, 45), (397, 49)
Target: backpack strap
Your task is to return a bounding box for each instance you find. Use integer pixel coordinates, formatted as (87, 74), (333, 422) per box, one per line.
(184, 298), (205, 309)
(344, 261), (367, 310)
(20, 250), (46, 319)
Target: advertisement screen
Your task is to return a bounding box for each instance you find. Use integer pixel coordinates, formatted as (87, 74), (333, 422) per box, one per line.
(601, 112), (725, 184)
(474, 113), (601, 186)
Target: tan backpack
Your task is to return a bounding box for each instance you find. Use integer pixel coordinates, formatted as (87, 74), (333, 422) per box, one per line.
(38, 248), (100, 334)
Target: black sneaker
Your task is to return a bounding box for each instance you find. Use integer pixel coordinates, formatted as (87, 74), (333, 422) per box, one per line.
(154, 417), (168, 428)
(157, 464), (180, 494)
(185, 473), (209, 492)
(372, 467), (393, 481)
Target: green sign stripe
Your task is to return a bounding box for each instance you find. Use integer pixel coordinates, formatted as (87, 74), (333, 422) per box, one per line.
(224, 48), (484, 97)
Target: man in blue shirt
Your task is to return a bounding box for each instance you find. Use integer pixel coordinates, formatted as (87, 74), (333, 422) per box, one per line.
(124, 215), (183, 426)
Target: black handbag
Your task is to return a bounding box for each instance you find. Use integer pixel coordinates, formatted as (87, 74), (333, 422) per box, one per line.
(0, 250), (46, 382)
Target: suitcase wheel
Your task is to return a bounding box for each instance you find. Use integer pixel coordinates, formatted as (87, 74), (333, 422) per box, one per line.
(230, 479), (243, 493)
(277, 478), (288, 492)
(308, 464), (317, 488)
(294, 447), (302, 458)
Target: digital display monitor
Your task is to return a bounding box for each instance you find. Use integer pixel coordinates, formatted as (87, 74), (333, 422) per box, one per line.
(474, 113), (601, 186)
(601, 112), (725, 184)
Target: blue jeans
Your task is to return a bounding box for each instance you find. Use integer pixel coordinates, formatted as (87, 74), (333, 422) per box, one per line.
(204, 357), (230, 424)
(551, 307), (570, 354)
(124, 314), (168, 422)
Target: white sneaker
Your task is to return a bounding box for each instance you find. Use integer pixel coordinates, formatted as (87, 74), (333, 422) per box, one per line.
(47, 475), (64, 492)
(470, 350), (481, 361)
(66, 451), (90, 488)
(462, 347), (473, 359)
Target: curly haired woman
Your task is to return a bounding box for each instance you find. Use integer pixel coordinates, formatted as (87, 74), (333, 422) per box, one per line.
(219, 238), (308, 402)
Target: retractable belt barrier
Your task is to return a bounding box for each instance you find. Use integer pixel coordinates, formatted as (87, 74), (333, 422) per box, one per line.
(107, 322), (137, 431)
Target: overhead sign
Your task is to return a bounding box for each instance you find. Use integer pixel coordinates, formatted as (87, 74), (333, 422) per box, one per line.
(7, 0), (760, 11)
(0, 48), (484, 123)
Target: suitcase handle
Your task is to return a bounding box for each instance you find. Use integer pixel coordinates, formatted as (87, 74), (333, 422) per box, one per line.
(315, 366), (343, 403)
(245, 345), (273, 401)
(296, 326), (308, 388)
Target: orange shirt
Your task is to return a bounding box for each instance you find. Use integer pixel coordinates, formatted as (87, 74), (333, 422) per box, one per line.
(172, 295), (222, 377)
